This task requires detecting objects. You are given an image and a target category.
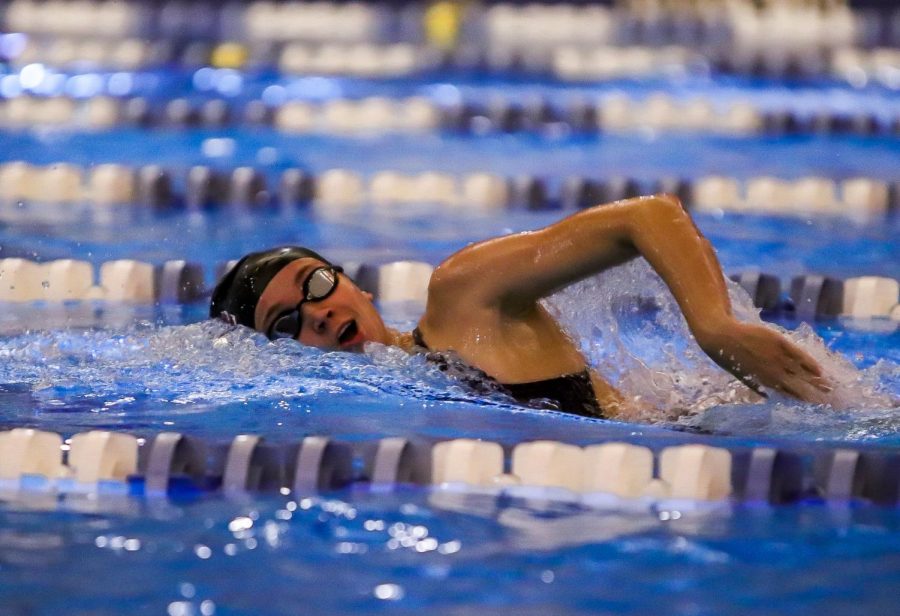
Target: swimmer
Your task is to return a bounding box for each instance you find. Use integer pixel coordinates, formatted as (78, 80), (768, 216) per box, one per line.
(211, 194), (833, 418)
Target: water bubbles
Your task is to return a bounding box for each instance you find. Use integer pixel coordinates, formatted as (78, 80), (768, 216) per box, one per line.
(0, 283), (894, 441)
(167, 601), (192, 616)
(0, 310), (486, 430)
(262, 520), (283, 547)
(168, 599), (216, 615)
(414, 537), (438, 552)
(228, 516), (253, 533)
(94, 535), (140, 552)
(336, 541), (367, 554)
(373, 583), (404, 601)
(123, 538), (141, 551)
(545, 260), (753, 417)
(437, 540), (461, 554)
(658, 510), (682, 521)
(544, 259), (898, 426)
(364, 519), (385, 531)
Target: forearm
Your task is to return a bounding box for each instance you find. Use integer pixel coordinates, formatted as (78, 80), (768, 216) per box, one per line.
(576, 195), (831, 402)
(626, 195), (733, 339)
(566, 194), (734, 342)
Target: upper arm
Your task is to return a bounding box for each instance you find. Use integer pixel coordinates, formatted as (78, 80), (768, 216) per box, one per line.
(429, 201), (640, 313)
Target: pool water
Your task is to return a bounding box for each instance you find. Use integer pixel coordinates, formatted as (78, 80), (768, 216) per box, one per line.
(0, 214), (897, 613)
(0, 69), (898, 614)
(0, 214), (897, 440)
(2, 491), (900, 616)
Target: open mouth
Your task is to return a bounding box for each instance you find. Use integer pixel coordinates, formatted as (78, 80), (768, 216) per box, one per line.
(337, 320), (359, 347)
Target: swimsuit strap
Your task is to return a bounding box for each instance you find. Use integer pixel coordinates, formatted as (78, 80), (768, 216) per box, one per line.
(412, 326), (429, 349)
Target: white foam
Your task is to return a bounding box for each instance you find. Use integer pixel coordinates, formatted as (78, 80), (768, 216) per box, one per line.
(0, 270), (894, 433)
(543, 259), (899, 423)
(0, 320), (516, 412)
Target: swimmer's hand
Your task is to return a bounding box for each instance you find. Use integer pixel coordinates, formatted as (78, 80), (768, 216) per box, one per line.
(698, 322), (833, 404)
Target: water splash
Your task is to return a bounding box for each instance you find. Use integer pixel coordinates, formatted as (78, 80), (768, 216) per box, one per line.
(544, 259), (899, 428)
(0, 320), (514, 414)
(0, 263), (896, 440)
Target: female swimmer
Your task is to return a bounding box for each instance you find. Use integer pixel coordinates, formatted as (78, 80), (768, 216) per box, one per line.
(210, 194), (832, 418)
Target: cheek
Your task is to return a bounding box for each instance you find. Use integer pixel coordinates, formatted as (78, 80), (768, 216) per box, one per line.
(342, 287), (370, 314)
(360, 300), (385, 333)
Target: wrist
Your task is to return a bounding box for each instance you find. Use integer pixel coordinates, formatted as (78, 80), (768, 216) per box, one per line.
(693, 317), (737, 351)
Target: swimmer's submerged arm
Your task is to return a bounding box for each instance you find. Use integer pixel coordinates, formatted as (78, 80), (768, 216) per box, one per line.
(436, 194), (832, 402)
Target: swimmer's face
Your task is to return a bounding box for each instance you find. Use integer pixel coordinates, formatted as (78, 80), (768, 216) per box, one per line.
(254, 258), (389, 352)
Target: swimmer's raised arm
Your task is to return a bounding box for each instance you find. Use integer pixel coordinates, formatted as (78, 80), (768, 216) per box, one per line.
(432, 194), (832, 403)
(434, 195), (729, 329)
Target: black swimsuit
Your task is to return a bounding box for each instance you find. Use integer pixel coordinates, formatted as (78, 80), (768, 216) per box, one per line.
(412, 327), (604, 419)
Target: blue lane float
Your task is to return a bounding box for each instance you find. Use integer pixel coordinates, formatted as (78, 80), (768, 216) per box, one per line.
(1, 161), (897, 220)
(0, 255), (897, 322)
(2, 427), (899, 506)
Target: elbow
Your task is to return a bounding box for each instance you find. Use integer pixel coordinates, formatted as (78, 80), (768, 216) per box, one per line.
(645, 193), (686, 216)
(627, 193), (691, 231)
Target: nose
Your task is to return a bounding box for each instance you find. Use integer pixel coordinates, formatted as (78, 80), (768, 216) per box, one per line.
(303, 303), (333, 335)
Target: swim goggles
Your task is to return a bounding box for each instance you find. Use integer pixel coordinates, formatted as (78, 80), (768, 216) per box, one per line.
(267, 266), (342, 340)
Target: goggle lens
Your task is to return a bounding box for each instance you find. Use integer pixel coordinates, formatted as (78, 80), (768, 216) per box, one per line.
(306, 268), (337, 300)
(267, 266), (340, 340)
(270, 312), (300, 339)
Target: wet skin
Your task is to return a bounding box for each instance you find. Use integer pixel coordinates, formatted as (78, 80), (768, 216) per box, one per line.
(253, 195), (833, 417)
(254, 259), (404, 353)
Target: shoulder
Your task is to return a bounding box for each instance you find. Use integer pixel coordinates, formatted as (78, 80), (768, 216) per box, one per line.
(421, 257), (474, 326)
(419, 250), (500, 337)
(425, 242), (502, 308)
(426, 256), (465, 298)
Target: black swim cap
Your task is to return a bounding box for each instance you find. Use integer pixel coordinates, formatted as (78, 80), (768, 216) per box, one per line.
(210, 246), (336, 329)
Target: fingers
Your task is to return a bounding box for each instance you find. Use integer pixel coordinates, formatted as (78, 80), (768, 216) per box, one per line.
(811, 376), (833, 393)
(779, 340), (823, 377)
(747, 360), (833, 403)
(773, 382), (802, 400)
(775, 372), (834, 404)
(719, 325), (833, 404)
(785, 352), (832, 394)
(768, 377), (811, 403)
(799, 358), (822, 377)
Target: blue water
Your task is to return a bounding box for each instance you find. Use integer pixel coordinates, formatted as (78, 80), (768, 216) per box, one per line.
(2, 492), (899, 616)
(1, 130), (899, 182)
(0, 213), (897, 615)
(0, 306), (894, 445)
(0, 72), (898, 614)
(7, 63), (900, 118)
(2, 208), (897, 285)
